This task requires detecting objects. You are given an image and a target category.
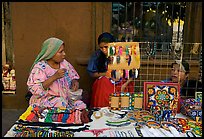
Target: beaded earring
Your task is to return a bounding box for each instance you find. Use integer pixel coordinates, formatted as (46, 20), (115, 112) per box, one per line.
(115, 70), (121, 80)
(135, 69), (138, 78)
(109, 46), (113, 56)
(116, 55), (120, 64)
(113, 56), (117, 64)
(129, 69), (132, 78)
(123, 69), (126, 78)
(125, 70), (129, 79)
(125, 46), (129, 55)
(128, 55), (132, 66)
(128, 47), (132, 55)
(119, 46), (123, 55)
(112, 46), (115, 55)
(111, 70), (116, 79)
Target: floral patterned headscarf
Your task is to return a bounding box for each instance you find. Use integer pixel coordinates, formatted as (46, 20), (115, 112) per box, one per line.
(30, 37), (64, 70)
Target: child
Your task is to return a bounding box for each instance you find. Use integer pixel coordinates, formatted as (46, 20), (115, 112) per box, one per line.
(68, 79), (86, 109)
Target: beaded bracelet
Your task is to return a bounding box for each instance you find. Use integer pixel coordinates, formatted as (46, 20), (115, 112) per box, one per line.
(187, 120), (196, 128)
(65, 131), (74, 137)
(192, 126), (202, 136)
(27, 127), (35, 137)
(36, 129), (44, 137)
(93, 111), (103, 119)
(136, 120), (146, 127)
(182, 125), (190, 132)
(177, 118), (188, 126)
(142, 115), (155, 122)
(139, 110), (151, 115)
(161, 121), (178, 131)
(106, 121), (131, 127)
(146, 121), (160, 129)
(21, 130), (30, 137)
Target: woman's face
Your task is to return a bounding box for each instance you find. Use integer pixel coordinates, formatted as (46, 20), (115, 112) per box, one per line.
(171, 64), (188, 84)
(99, 42), (109, 55)
(51, 44), (66, 63)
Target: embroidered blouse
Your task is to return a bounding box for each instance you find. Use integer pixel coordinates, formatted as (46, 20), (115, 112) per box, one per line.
(27, 60), (79, 108)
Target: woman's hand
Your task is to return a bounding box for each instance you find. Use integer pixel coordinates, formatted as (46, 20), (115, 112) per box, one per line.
(42, 69), (66, 90)
(53, 69), (66, 80)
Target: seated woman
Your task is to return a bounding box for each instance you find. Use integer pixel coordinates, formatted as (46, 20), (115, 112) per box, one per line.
(162, 59), (202, 99)
(87, 32), (134, 108)
(27, 37), (85, 108)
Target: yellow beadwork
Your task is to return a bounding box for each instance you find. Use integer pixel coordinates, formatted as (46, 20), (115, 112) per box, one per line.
(19, 105), (33, 120)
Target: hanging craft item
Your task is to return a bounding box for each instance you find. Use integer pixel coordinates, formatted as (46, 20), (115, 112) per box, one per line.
(143, 82), (180, 114)
(108, 69), (139, 84)
(146, 42), (156, 58)
(107, 42), (140, 70)
(173, 42), (183, 59)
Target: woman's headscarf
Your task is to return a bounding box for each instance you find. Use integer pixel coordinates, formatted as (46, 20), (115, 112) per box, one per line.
(30, 37), (64, 70)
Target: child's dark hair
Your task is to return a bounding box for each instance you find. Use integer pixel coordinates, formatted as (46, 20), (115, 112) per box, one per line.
(96, 32), (115, 72)
(98, 32), (115, 44)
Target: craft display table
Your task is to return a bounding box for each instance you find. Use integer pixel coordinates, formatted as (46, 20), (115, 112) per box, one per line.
(4, 107), (201, 137)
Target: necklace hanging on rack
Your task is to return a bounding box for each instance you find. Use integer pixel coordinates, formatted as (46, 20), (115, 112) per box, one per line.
(146, 42), (156, 59)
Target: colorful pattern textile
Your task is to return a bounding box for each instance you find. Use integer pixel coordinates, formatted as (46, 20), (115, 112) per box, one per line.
(27, 60), (79, 108)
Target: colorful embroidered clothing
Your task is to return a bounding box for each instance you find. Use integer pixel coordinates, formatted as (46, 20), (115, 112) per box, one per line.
(27, 60), (79, 108)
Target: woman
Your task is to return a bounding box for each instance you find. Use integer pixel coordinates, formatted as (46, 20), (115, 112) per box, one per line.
(162, 60), (202, 98)
(27, 37), (81, 108)
(87, 32), (134, 108)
